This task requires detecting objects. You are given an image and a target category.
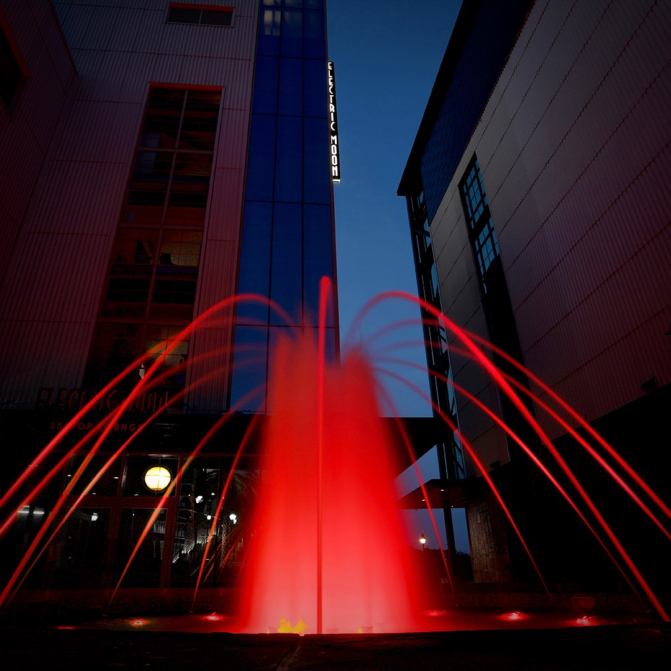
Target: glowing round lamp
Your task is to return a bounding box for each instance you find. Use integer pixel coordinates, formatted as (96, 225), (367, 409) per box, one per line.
(419, 534), (427, 546)
(144, 465), (172, 492)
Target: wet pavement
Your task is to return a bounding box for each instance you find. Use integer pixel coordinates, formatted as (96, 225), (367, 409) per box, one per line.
(1, 616), (670, 670)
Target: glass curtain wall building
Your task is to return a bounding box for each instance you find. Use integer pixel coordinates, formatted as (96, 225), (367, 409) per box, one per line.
(232, 0), (337, 412)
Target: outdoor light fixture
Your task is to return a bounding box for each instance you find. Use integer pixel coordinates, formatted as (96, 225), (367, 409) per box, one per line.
(144, 465), (172, 492)
(229, 513), (237, 524)
(419, 534), (427, 547)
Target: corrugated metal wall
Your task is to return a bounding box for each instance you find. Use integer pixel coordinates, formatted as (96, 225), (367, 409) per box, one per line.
(0, 0), (258, 410)
(0, 0), (75, 290)
(432, 0), (671, 447)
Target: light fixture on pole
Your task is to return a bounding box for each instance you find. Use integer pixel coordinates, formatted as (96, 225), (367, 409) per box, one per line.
(419, 533), (427, 549)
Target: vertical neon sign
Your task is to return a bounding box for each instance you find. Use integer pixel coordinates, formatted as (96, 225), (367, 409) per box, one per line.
(327, 61), (340, 183)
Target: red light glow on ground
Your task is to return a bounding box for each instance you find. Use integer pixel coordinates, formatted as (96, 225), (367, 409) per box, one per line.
(131, 619), (146, 627)
(202, 613), (225, 622)
(500, 611), (528, 622)
(575, 616), (597, 626)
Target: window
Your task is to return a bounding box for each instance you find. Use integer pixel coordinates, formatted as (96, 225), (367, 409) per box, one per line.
(86, 87), (220, 392)
(168, 3), (233, 26)
(0, 11), (28, 109)
(125, 88), (221, 226)
(103, 228), (202, 321)
(459, 158), (501, 294)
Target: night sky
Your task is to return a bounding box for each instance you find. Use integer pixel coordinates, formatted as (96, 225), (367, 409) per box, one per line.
(327, 0), (467, 551)
(328, 0), (462, 418)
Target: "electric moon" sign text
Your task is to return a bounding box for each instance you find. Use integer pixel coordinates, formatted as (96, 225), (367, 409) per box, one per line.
(327, 61), (341, 183)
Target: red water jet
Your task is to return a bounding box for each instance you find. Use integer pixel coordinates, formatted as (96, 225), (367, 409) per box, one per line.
(237, 332), (424, 634)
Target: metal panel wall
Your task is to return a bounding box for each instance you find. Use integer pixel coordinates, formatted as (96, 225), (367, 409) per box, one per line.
(430, 0), (671, 447)
(0, 0), (76, 282)
(0, 0), (259, 409)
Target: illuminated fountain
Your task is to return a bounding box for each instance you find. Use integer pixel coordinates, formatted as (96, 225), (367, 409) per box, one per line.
(0, 282), (669, 630)
(236, 332), (423, 634)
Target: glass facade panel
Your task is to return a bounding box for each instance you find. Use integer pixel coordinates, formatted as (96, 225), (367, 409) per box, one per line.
(87, 323), (143, 387)
(303, 117), (330, 203)
(259, 8), (281, 55)
(303, 203), (334, 325)
(270, 203), (302, 324)
(171, 458), (221, 587)
(246, 115), (276, 201)
(237, 201), (272, 323)
(166, 153), (212, 226)
(65, 455), (123, 496)
(278, 57), (303, 116)
(303, 60), (327, 117)
(113, 508), (166, 588)
(201, 9), (233, 26)
(139, 88), (184, 149)
(127, 152), (172, 223)
(230, 326), (268, 412)
(304, 10), (325, 59)
(459, 159), (501, 293)
(253, 56), (279, 114)
(179, 90), (220, 151)
(274, 116), (303, 201)
(281, 9), (303, 57)
(52, 508), (111, 589)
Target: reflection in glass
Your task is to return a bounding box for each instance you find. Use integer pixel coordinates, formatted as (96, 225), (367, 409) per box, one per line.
(86, 323), (143, 387)
(259, 9), (281, 56)
(246, 115), (276, 201)
(270, 203), (302, 325)
(237, 202), (272, 323)
(127, 152), (172, 223)
(304, 204), (334, 325)
(65, 455), (122, 497)
(303, 117), (330, 203)
(166, 153), (213, 226)
(274, 117), (302, 202)
(230, 326), (268, 412)
(304, 9), (326, 59)
(281, 8), (303, 57)
(253, 56), (279, 114)
(53, 508), (110, 588)
(179, 90), (221, 151)
(113, 508), (166, 588)
(304, 60), (327, 118)
(279, 58), (303, 116)
(139, 88), (184, 149)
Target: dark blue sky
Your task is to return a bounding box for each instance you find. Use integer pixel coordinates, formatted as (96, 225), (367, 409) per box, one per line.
(328, 0), (462, 418)
(327, 1), (467, 551)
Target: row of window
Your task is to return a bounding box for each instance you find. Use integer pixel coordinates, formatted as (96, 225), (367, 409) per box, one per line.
(168, 4), (233, 27)
(408, 190), (464, 480)
(258, 5), (326, 59)
(124, 88), (220, 227)
(87, 86), (219, 389)
(460, 159), (501, 293)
